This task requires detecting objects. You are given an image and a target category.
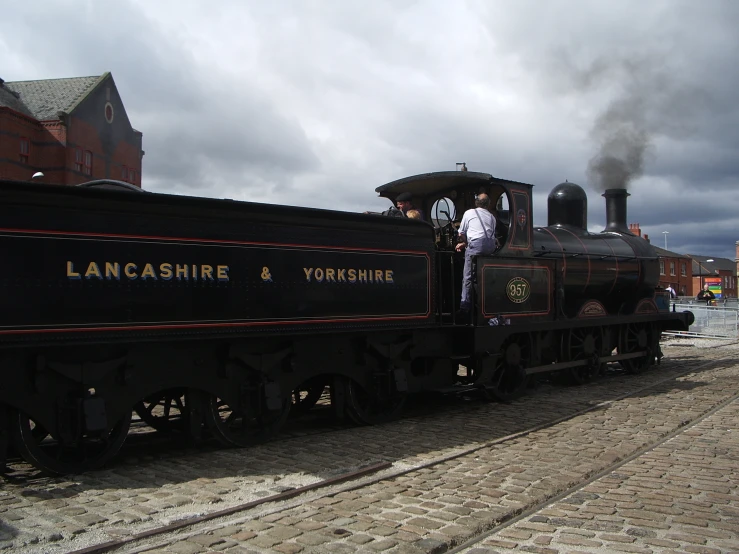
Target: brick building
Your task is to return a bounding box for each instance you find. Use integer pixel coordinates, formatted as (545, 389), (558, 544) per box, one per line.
(628, 223), (692, 296)
(0, 72), (143, 187)
(654, 247), (693, 297)
(690, 256), (737, 299)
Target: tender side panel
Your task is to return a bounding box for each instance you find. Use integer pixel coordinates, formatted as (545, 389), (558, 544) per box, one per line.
(0, 231), (432, 337)
(479, 259), (553, 319)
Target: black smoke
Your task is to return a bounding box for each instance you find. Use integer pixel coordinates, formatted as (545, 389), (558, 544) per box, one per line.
(586, 104), (651, 191)
(547, 52), (710, 192)
(584, 58), (655, 191)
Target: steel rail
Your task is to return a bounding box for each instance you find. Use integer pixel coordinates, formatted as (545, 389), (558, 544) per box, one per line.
(66, 461), (393, 554)
(107, 353), (729, 554)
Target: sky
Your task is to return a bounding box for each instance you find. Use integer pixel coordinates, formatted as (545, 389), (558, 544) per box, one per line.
(2, 0), (738, 259)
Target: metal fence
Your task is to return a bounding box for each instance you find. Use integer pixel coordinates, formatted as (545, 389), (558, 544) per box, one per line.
(667, 302), (739, 339)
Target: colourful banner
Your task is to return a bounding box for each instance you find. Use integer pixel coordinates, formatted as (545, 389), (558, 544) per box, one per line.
(705, 276), (723, 298)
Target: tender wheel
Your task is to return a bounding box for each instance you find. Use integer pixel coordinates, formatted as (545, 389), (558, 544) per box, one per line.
(204, 392), (291, 448)
(291, 378), (328, 415)
(133, 388), (189, 433)
(490, 335), (530, 402)
(562, 327), (604, 385)
(344, 375), (407, 426)
(11, 408), (131, 476)
(618, 323), (653, 374)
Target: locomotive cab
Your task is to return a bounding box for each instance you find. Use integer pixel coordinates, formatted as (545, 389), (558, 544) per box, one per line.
(374, 170), (535, 323)
(374, 169), (532, 256)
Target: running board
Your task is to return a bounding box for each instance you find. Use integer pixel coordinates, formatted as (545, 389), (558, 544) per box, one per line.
(524, 350), (648, 376)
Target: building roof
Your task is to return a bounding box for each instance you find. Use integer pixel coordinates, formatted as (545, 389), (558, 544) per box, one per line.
(3, 74), (105, 121)
(0, 79), (35, 118)
(689, 255), (736, 275)
(653, 246), (691, 259)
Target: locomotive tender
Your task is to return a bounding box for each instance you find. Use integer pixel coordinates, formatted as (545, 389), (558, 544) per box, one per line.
(0, 171), (694, 475)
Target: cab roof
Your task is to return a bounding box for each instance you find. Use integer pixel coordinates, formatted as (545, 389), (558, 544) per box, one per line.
(375, 171), (533, 201)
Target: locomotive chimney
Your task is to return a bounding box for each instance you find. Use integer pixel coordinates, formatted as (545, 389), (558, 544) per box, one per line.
(602, 188), (633, 234)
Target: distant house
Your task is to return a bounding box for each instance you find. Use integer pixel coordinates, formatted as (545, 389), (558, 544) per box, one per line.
(653, 246), (693, 297)
(0, 72), (143, 187)
(690, 256), (737, 299)
(628, 223), (692, 296)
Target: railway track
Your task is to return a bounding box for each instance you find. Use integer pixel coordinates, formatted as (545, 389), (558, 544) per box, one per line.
(2, 338), (733, 554)
(448, 380), (739, 553)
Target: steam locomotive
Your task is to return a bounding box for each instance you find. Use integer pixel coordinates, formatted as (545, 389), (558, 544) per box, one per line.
(0, 170), (694, 475)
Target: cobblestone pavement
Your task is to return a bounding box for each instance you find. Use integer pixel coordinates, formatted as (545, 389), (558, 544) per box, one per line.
(1, 337), (738, 554)
(457, 397), (739, 554)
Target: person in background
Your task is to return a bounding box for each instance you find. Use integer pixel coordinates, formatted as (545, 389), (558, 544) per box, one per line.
(455, 193), (497, 316)
(665, 285), (677, 298)
(696, 284), (715, 305)
(406, 209), (421, 220)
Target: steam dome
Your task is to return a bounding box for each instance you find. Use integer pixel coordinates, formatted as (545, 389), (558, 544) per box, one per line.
(547, 181), (587, 230)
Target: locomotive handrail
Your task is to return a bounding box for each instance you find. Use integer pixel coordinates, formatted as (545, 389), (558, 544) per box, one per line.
(535, 251), (646, 262)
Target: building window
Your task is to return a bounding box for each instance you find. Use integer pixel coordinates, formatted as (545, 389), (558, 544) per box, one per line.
(84, 151), (92, 175)
(129, 169), (136, 184)
(669, 261), (675, 276)
(681, 263), (686, 277)
(19, 137), (30, 164)
(659, 260), (665, 275)
(74, 148), (83, 172)
(121, 166), (128, 180)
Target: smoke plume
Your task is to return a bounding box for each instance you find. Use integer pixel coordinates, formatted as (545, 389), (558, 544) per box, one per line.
(586, 100), (651, 191)
(584, 59), (654, 191)
(547, 52), (708, 192)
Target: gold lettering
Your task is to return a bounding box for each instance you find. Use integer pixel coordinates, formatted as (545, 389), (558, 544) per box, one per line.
(385, 270), (394, 283)
(66, 261), (80, 279)
(338, 268), (346, 282)
(160, 263), (173, 280)
(348, 269), (357, 282)
(374, 269), (383, 283)
(141, 263), (157, 280)
(105, 262), (120, 280)
(85, 262), (102, 279)
(68, 261), (229, 282)
(326, 268), (336, 282)
(303, 267), (313, 281)
(358, 269), (367, 282)
(315, 268), (324, 282)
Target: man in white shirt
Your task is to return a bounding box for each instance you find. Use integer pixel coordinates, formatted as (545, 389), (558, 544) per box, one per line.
(455, 193), (497, 314)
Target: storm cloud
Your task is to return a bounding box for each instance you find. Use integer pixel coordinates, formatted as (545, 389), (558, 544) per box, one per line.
(2, 0), (738, 257)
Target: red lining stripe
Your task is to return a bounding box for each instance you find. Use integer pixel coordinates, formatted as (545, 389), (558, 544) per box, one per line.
(479, 263), (551, 317)
(0, 229), (434, 333)
(602, 238), (620, 294)
(558, 228), (591, 292)
(0, 315), (432, 336)
(508, 190), (532, 250)
(540, 227), (566, 278)
(0, 227), (427, 256)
